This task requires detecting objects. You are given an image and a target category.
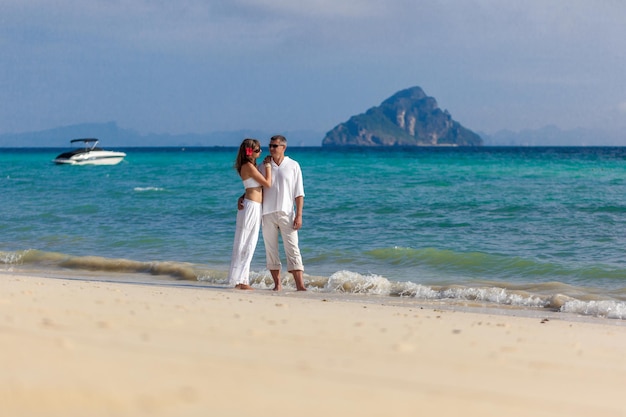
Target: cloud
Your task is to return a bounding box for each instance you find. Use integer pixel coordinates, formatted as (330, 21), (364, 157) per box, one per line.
(234, 0), (386, 18)
(1, 0), (626, 134)
(5, 1), (624, 60)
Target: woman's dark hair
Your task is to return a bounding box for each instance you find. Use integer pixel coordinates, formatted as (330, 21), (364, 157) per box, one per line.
(234, 138), (260, 174)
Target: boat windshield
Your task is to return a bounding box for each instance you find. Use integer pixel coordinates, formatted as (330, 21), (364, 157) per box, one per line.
(70, 138), (99, 150)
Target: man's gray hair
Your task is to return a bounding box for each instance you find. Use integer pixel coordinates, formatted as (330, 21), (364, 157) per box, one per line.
(270, 135), (287, 144)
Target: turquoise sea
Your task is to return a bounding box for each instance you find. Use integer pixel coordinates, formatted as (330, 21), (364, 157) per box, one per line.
(2, 146), (626, 320)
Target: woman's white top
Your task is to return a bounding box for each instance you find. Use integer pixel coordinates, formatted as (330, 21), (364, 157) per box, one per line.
(243, 177), (261, 189)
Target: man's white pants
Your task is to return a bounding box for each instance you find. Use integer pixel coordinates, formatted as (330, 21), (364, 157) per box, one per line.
(262, 211), (304, 272)
(228, 199), (262, 286)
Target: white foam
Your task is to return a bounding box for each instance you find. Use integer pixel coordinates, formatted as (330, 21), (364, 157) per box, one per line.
(560, 300), (626, 319)
(440, 286), (548, 308)
(134, 187), (165, 192)
(0, 251), (24, 265)
(325, 270), (392, 295)
(392, 281), (440, 298)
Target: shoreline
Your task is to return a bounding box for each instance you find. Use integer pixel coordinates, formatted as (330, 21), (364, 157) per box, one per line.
(4, 249), (626, 321)
(1, 272), (625, 416)
(6, 266), (626, 325)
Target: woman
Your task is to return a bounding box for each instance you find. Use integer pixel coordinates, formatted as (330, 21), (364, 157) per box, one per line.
(228, 138), (272, 290)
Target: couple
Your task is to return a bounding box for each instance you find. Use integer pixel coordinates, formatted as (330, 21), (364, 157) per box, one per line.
(228, 135), (306, 291)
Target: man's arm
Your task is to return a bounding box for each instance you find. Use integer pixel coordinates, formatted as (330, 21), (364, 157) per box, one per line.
(293, 196), (304, 230)
(237, 193), (245, 210)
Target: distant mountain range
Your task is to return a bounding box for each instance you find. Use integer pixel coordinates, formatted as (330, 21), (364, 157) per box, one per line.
(480, 125), (626, 146)
(0, 119), (624, 148)
(0, 122), (324, 147)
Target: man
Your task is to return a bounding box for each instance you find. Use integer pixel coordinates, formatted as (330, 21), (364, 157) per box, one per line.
(258, 135), (306, 291)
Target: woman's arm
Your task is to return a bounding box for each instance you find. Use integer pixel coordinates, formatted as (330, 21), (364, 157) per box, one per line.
(241, 161), (271, 188)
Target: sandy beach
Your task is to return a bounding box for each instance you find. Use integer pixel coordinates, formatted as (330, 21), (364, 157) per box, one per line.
(1, 272), (624, 417)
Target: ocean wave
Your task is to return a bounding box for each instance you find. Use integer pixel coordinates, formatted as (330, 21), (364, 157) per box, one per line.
(306, 270), (626, 319)
(367, 246), (626, 282)
(312, 270), (550, 307)
(134, 187), (165, 192)
(1, 249), (223, 282)
(325, 270), (394, 295)
(3, 249), (625, 320)
(0, 250), (25, 265)
(560, 300), (626, 320)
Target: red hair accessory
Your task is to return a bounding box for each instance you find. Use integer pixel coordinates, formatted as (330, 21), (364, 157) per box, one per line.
(245, 147), (253, 156)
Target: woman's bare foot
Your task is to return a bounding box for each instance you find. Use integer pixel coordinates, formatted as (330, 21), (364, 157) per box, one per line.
(235, 284), (253, 290)
(270, 270), (281, 291)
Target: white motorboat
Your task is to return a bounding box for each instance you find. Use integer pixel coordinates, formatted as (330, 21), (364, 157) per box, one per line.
(53, 138), (126, 165)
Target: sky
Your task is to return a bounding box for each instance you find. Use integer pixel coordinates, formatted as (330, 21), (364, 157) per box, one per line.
(1, 0), (626, 139)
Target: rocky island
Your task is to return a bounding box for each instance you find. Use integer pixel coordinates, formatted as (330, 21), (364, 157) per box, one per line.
(322, 86), (482, 147)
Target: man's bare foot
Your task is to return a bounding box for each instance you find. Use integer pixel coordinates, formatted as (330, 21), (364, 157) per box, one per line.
(291, 270), (306, 291)
(235, 284), (253, 290)
(272, 285), (282, 292)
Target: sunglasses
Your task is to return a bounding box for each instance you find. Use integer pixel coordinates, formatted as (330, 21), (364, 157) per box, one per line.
(269, 144), (284, 149)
